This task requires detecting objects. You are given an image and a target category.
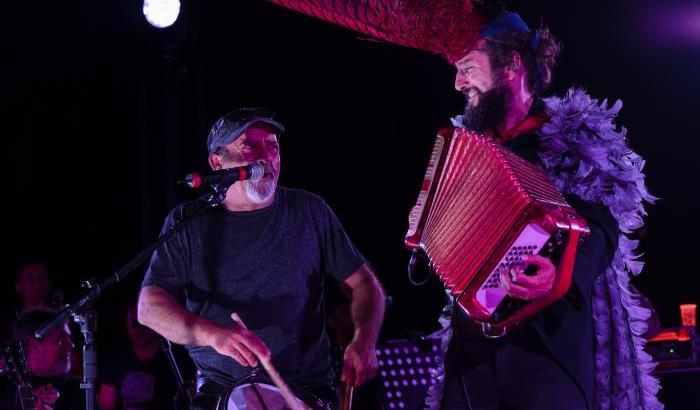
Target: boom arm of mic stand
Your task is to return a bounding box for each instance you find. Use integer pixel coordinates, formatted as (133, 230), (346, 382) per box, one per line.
(34, 190), (226, 410)
(36, 190), (225, 338)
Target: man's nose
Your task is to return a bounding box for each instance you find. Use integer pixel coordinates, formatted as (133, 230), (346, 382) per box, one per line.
(454, 72), (469, 92)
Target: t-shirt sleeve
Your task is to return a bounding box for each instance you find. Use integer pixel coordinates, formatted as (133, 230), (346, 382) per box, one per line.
(141, 207), (189, 299)
(315, 197), (366, 283)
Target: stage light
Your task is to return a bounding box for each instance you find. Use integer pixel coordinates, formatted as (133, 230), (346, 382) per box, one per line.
(143, 0), (180, 29)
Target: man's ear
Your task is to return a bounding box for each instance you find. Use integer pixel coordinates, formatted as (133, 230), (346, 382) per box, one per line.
(208, 153), (223, 170)
(504, 51), (523, 81)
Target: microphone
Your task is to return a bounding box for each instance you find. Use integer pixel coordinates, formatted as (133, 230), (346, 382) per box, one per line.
(180, 161), (265, 189)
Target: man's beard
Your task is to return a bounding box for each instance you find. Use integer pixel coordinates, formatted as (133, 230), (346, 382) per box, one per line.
(462, 84), (509, 132)
(245, 178), (277, 204)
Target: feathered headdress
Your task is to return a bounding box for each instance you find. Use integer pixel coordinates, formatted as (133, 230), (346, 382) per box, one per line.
(265, 0), (486, 63)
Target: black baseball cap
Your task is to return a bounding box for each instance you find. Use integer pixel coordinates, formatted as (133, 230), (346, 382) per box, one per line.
(207, 107), (285, 154)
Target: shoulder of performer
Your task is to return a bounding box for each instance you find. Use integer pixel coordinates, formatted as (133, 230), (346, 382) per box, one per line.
(276, 186), (332, 210)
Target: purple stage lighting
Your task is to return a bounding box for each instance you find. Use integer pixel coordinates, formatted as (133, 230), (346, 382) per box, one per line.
(644, 3), (700, 46)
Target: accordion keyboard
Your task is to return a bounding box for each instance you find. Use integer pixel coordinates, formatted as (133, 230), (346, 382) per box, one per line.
(475, 222), (550, 313)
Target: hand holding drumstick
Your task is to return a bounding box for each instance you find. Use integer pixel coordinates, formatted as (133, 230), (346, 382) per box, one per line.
(230, 313), (309, 410)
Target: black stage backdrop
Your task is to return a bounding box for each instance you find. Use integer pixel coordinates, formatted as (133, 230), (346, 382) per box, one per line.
(3, 0), (699, 345)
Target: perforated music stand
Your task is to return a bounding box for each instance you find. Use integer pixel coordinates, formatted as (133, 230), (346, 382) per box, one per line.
(375, 338), (442, 410)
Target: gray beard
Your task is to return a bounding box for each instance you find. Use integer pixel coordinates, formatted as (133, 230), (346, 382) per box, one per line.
(245, 179), (276, 204)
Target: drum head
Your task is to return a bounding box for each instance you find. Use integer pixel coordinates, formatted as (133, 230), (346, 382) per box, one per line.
(226, 382), (305, 410)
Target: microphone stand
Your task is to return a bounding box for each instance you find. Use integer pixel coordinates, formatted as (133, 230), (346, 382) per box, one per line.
(159, 336), (192, 410)
(35, 186), (230, 410)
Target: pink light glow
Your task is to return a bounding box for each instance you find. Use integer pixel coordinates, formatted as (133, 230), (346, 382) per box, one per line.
(644, 4), (700, 46)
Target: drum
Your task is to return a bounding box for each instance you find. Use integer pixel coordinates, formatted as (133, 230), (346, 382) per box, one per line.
(224, 382), (312, 410)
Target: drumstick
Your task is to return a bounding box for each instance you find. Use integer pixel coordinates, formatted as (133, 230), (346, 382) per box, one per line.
(231, 313), (307, 410)
(342, 382), (354, 410)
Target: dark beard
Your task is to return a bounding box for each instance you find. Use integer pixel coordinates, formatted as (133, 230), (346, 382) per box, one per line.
(461, 85), (509, 132)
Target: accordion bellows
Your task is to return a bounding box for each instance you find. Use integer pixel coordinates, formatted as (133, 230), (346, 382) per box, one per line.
(406, 128), (589, 332)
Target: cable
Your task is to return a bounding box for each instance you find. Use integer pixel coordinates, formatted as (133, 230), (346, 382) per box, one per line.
(407, 250), (431, 286)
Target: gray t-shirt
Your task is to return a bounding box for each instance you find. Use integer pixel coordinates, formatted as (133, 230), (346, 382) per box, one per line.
(142, 187), (365, 390)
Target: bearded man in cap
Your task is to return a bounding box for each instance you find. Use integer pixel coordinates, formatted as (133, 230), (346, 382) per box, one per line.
(137, 108), (385, 409)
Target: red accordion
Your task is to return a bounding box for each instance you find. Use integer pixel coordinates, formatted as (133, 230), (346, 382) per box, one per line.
(405, 128), (589, 334)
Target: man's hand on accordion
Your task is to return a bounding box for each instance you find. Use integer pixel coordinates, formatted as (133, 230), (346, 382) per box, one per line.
(499, 255), (556, 301)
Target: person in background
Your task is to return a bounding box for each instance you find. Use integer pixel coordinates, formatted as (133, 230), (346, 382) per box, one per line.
(14, 262), (54, 314)
(0, 309), (89, 410)
(2, 262), (60, 342)
(99, 301), (191, 410)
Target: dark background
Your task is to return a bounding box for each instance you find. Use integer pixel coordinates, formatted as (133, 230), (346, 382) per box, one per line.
(3, 0), (698, 345)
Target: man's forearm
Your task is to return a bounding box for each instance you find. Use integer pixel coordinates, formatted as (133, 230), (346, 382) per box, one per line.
(138, 285), (219, 346)
(345, 265), (385, 345)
